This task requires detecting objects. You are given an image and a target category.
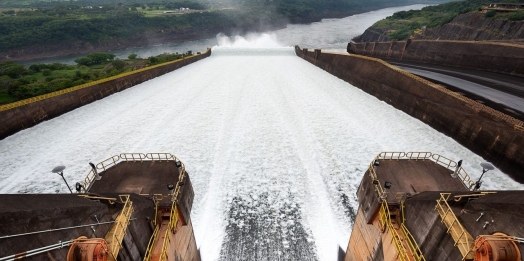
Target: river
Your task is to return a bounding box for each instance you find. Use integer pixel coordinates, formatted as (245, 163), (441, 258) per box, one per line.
(21, 4), (428, 66)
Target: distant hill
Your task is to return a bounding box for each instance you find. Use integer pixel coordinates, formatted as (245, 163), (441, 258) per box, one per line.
(0, 0), (455, 61)
(354, 0), (524, 42)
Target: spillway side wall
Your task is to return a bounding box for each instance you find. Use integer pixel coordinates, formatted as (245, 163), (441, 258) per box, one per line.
(0, 49), (211, 140)
(348, 40), (524, 77)
(295, 46), (524, 183)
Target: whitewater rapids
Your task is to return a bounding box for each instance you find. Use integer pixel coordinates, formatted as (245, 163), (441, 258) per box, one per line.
(0, 46), (522, 260)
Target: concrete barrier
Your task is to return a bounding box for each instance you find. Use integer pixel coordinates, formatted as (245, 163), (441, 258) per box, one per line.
(295, 45), (524, 183)
(348, 40), (524, 77)
(0, 49), (211, 140)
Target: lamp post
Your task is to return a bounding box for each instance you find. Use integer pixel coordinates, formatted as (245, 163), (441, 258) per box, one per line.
(474, 162), (494, 191)
(51, 166), (73, 193)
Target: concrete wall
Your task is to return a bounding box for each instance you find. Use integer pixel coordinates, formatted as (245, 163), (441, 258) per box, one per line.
(345, 207), (383, 261)
(403, 192), (463, 260)
(348, 40), (524, 77)
(0, 194), (155, 261)
(295, 46), (524, 183)
(0, 49), (212, 140)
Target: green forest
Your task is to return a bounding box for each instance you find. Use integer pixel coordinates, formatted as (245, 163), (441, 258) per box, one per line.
(0, 0), (454, 52)
(371, 0), (524, 40)
(0, 51), (192, 104)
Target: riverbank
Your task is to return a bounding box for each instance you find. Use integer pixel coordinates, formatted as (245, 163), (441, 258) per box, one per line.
(0, 22), (286, 62)
(0, 2), (444, 63)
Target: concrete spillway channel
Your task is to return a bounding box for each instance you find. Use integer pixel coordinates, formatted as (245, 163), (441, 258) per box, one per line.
(0, 46), (523, 261)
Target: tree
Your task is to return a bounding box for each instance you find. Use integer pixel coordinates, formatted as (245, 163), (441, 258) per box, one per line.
(148, 56), (159, 64)
(128, 53), (138, 59)
(0, 62), (27, 79)
(75, 57), (92, 66)
(111, 59), (126, 71)
(86, 52), (115, 64)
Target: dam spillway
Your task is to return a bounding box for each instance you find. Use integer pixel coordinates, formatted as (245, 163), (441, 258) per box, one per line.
(0, 46), (523, 261)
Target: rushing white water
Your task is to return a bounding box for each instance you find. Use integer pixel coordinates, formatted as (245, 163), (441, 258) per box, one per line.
(1, 42), (523, 260)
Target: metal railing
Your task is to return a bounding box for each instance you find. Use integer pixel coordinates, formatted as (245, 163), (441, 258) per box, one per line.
(405, 152), (432, 160)
(400, 223), (426, 261)
(431, 154), (457, 169)
(0, 50), (210, 113)
(454, 168), (476, 191)
(378, 200), (426, 261)
(80, 153), (185, 192)
(370, 152), (476, 191)
(435, 193), (474, 260)
(104, 195), (134, 261)
(159, 228), (171, 261)
(135, 154), (186, 261)
(143, 225), (160, 261)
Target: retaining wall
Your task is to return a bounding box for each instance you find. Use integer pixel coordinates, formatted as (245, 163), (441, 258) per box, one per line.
(0, 49), (212, 140)
(296, 46), (524, 183)
(348, 40), (524, 77)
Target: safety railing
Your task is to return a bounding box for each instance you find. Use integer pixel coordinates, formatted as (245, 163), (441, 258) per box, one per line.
(431, 154), (457, 169)
(139, 194), (164, 226)
(119, 153), (148, 162)
(144, 225), (160, 261)
(104, 195), (134, 261)
(377, 152), (406, 160)
(80, 153), (185, 192)
(435, 193), (474, 260)
(143, 155), (186, 261)
(400, 224), (426, 261)
(515, 124), (524, 132)
(371, 152), (476, 191)
(378, 200), (426, 261)
(97, 155), (122, 171)
(81, 168), (98, 193)
(0, 49), (210, 113)
(347, 53), (524, 129)
(159, 228), (171, 261)
(368, 160), (384, 197)
(454, 168), (476, 191)
(405, 152), (432, 160)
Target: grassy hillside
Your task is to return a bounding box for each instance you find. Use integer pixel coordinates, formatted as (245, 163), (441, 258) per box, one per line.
(371, 0), (524, 40)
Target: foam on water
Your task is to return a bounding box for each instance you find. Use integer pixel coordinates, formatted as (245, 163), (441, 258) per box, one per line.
(0, 35), (523, 261)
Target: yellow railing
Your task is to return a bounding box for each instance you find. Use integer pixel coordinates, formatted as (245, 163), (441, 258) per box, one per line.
(405, 152), (432, 160)
(377, 152), (406, 160)
(159, 228), (171, 261)
(400, 224), (426, 261)
(80, 153), (185, 192)
(454, 168), (476, 191)
(139, 154), (187, 261)
(144, 225), (160, 261)
(435, 193), (474, 260)
(378, 200), (426, 261)
(371, 152), (476, 191)
(0, 50), (210, 113)
(104, 195), (134, 261)
(431, 154), (457, 169)
(515, 124), (524, 132)
(81, 152), (187, 261)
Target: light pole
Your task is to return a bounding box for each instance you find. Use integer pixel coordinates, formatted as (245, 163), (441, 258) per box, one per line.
(51, 166), (73, 193)
(474, 162), (494, 191)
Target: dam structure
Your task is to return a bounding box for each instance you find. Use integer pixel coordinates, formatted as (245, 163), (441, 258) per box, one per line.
(0, 42), (523, 261)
